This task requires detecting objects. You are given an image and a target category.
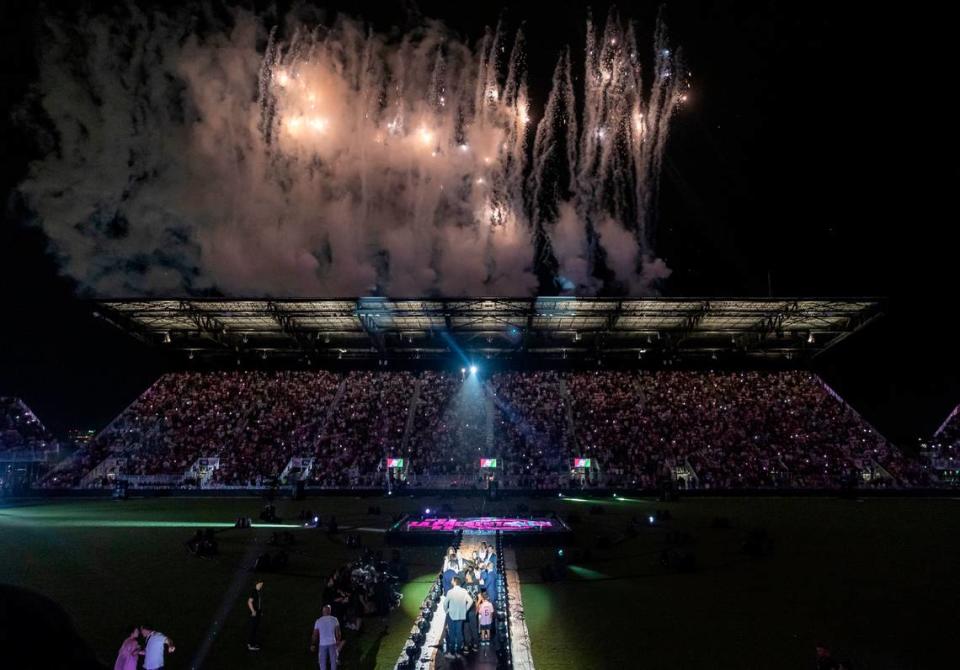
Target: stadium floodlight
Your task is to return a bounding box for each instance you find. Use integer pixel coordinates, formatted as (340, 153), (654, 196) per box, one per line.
(469, 365), (478, 375)
(461, 367), (466, 374)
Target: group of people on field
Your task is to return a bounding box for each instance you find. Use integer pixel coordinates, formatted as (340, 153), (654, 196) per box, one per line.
(113, 627), (175, 670)
(441, 541), (499, 659)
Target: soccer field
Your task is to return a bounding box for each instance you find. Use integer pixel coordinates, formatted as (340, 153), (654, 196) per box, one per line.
(1, 495), (958, 669)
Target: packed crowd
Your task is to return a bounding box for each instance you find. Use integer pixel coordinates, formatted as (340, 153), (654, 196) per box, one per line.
(489, 371), (571, 488)
(409, 371), (488, 478)
(44, 372), (342, 487)
(308, 371), (413, 488)
(917, 404), (960, 483)
(569, 370), (927, 488)
(0, 397), (56, 453)
(43, 369), (930, 489)
(406, 371), (461, 475)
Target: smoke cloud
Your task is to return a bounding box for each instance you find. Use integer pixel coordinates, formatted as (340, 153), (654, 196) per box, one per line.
(18, 5), (685, 297)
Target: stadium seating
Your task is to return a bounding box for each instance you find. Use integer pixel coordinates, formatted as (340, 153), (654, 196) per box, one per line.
(41, 370), (929, 489)
(917, 405), (960, 484)
(1, 397), (56, 454)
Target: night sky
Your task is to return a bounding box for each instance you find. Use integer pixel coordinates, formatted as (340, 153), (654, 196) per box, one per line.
(1, 1), (955, 443)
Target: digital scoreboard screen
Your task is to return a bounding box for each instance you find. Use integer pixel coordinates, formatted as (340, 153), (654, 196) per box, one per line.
(386, 458), (405, 468)
(573, 458), (592, 468)
(479, 458), (498, 468)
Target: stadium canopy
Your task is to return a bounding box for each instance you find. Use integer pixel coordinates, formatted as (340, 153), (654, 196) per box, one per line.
(93, 297), (883, 364)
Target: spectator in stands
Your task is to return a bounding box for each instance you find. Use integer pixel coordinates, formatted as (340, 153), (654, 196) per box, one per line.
(0, 397), (56, 454)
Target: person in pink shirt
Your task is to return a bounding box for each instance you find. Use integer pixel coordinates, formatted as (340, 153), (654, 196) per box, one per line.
(114, 626), (142, 670)
(477, 591), (495, 644)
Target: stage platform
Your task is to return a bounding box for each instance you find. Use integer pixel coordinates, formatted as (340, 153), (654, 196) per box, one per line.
(386, 515), (573, 546)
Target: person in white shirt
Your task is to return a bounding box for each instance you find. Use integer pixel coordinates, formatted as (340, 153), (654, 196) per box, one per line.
(140, 628), (174, 670)
(443, 577), (474, 658)
(311, 605), (341, 670)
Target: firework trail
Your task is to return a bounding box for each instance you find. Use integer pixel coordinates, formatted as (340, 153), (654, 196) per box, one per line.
(19, 5), (686, 297)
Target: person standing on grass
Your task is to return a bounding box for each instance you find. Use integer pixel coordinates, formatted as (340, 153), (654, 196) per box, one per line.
(247, 580), (264, 651)
(443, 576), (473, 658)
(141, 627), (174, 670)
(113, 625), (142, 670)
(311, 604), (341, 670)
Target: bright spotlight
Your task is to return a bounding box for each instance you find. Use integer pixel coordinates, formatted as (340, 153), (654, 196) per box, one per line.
(648, 515), (655, 524)
(469, 365), (478, 375)
(461, 367), (466, 374)
(425, 508), (431, 515)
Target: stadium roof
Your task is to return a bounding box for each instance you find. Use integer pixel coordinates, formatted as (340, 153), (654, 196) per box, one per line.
(93, 297), (883, 363)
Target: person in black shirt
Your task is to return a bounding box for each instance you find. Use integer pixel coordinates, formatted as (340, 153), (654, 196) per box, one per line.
(247, 580), (264, 651)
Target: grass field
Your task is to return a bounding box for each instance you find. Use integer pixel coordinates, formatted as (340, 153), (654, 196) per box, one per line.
(2, 495), (958, 669)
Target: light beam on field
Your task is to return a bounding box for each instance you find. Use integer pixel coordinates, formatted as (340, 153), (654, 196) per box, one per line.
(0, 517), (301, 529)
(568, 565), (609, 580)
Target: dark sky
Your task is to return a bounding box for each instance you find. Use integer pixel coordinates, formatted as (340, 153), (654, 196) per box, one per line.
(1, 1), (956, 443)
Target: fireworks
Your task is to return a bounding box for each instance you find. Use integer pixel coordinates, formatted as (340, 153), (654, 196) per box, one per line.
(256, 11), (687, 294)
(25, 8), (686, 297)
(416, 126), (435, 147)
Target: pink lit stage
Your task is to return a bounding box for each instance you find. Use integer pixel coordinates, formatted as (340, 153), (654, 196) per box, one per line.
(387, 514), (572, 545)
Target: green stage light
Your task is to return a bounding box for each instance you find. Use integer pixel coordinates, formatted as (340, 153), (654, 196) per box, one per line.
(568, 565), (608, 580)
(0, 517), (302, 529)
